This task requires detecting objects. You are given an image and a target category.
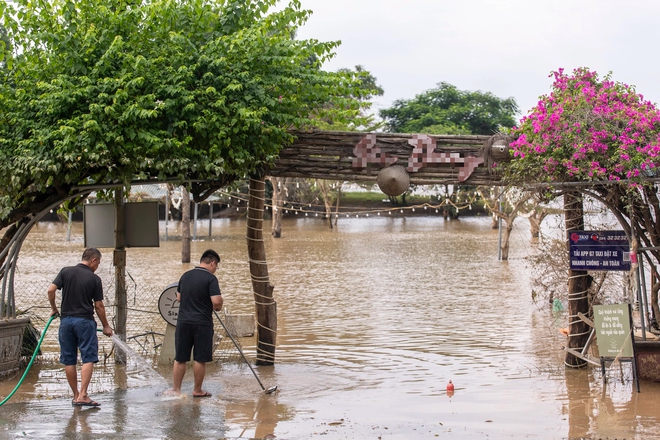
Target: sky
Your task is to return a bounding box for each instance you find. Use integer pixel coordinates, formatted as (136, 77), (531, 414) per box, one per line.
(294, 0), (660, 121)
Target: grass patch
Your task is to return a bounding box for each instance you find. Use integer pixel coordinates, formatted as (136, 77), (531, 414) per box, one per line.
(340, 192), (433, 206)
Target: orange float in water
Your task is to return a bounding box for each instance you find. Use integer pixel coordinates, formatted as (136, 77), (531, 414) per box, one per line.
(447, 380), (455, 392)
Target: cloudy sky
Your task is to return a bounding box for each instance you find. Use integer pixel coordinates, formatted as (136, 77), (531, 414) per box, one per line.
(295, 0), (660, 121)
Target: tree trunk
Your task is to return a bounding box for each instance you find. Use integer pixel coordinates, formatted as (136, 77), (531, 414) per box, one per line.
(247, 176), (277, 365)
(269, 177), (288, 238)
(529, 209), (548, 238)
(114, 188), (127, 364)
(650, 267), (660, 332)
(500, 221), (513, 261)
(564, 191), (590, 368)
(317, 179), (334, 230)
(491, 213), (499, 229)
(334, 186), (341, 226)
(181, 187), (191, 263)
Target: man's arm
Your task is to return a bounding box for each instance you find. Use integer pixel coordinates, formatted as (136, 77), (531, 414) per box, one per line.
(94, 301), (114, 336)
(211, 295), (223, 312)
(47, 284), (59, 316)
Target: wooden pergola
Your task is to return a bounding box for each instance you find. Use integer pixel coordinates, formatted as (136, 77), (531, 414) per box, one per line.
(270, 131), (498, 184)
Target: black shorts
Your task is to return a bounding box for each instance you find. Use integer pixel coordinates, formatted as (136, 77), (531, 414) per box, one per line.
(174, 322), (214, 363)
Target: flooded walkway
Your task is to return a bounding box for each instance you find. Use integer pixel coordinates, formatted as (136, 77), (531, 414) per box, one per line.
(1, 216), (659, 439)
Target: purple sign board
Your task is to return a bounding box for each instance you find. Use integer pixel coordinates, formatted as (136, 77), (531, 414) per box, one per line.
(568, 230), (631, 271)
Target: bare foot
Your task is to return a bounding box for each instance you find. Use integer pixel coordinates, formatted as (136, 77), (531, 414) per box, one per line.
(161, 389), (181, 397)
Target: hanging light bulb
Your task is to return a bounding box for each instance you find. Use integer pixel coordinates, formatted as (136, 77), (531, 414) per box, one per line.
(412, 208), (415, 212)
(378, 212), (381, 216)
(389, 211), (392, 215)
(305, 213), (308, 216)
(315, 213), (318, 217)
(366, 213), (369, 217)
(435, 209), (438, 213)
(346, 214), (349, 218)
(424, 206), (428, 210)
(400, 209), (403, 214)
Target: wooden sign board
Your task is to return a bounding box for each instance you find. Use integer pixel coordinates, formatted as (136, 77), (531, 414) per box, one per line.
(593, 304), (634, 358)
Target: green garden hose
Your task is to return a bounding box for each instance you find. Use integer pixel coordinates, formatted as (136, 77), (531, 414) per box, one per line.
(0, 314), (58, 406)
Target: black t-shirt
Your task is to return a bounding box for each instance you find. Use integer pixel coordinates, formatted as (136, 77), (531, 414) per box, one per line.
(177, 266), (221, 326)
(52, 263), (103, 320)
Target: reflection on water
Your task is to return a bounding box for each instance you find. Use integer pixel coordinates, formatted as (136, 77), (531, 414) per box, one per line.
(1, 216), (659, 439)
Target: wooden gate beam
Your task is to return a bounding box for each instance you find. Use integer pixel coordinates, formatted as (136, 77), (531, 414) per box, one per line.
(269, 131), (503, 186)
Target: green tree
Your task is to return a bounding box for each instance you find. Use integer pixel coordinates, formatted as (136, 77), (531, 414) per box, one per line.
(0, 0), (368, 235)
(0, 25), (9, 70)
(314, 64), (384, 132)
(379, 82), (519, 135)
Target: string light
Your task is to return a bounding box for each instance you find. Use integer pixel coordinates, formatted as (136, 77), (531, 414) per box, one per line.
(216, 189), (482, 218)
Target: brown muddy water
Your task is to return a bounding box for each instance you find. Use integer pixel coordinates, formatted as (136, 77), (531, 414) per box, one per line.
(0, 216), (659, 439)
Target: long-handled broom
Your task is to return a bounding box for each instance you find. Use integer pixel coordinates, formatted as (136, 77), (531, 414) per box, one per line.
(214, 311), (278, 394)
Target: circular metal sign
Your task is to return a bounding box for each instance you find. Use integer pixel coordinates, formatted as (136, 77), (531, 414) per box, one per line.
(158, 282), (179, 326)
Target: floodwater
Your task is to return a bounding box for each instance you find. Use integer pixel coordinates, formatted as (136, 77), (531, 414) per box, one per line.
(1, 215), (659, 439)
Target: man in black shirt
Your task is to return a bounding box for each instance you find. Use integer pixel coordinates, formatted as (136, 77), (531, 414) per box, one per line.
(48, 248), (113, 407)
(169, 249), (223, 397)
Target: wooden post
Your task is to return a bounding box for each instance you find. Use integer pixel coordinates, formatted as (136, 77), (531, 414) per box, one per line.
(193, 202), (198, 241)
(114, 188), (127, 364)
(208, 202), (213, 237)
(164, 186), (170, 241)
(564, 191), (590, 368)
(181, 187), (191, 264)
(247, 176), (277, 365)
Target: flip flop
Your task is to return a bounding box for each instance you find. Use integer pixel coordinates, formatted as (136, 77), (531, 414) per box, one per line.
(192, 391), (212, 398)
(73, 399), (101, 407)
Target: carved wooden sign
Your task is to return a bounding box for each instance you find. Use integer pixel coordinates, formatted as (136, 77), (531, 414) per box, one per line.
(352, 134), (484, 182)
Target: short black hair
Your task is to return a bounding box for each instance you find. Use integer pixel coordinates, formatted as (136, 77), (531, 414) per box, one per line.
(82, 248), (101, 262)
(200, 249), (220, 264)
